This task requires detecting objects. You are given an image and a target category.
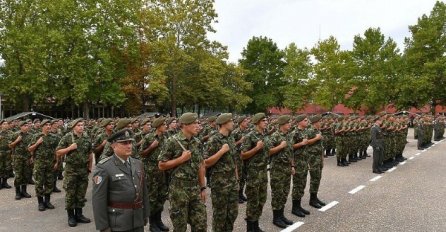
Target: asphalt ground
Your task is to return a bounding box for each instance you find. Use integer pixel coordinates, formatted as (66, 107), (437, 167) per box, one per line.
(0, 128), (445, 232)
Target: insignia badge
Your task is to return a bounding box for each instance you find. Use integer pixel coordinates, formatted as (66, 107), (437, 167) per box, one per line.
(115, 174), (124, 177)
(125, 130), (130, 138)
(94, 176), (102, 185)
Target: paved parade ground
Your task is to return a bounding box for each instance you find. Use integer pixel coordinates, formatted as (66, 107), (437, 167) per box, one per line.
(0, 128), (445, 232)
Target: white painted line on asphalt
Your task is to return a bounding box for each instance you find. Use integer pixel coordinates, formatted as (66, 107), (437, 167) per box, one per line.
(409, 157), (415, 160)
(414, 153), (421, 156)
(399, 161), (407, 166)
(281, 222), (304, 232)
(370, 176), (382, 182)
(349, 185), (366, 194)
(319, 201), (339, 212)
(387, 167), (397, 173)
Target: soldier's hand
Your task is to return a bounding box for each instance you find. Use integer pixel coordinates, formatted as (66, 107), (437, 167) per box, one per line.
(152, 140), (159, 148)
(200, 189), (207, 202)
(181, 150), (192, 163)
(301, 139), (308, 146)
(280, 141), (287, 148)
(291, 166), (296, 176)
(16, 135), (22, 142)
(315, 134), (322, 140)
(37, 137), (44, 144)
(221, 144), (230, 153)
(53, 162), (59, 171)
(256, 140), (264, 149)
(69, 143), (78, 151)
(101, 140), (107, 146)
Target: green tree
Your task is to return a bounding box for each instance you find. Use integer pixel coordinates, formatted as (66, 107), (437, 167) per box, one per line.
(239, 36), (286, 113)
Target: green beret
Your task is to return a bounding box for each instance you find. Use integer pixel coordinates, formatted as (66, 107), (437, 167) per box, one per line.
(115, 118), (132, 130)
(179, 113), (198, 124)
(309, 115), (322, 123)
(100, 119), (113, 127)
(140, 118), (151, 127)
(130, 118), (139, 123)
(207, 116), (217, 123)
(152, 117), (166, 128)
(18, 121), (28, 127)
(237, 116), (248, 124)
(295, 115), (307, 123)
(107, 129), (135, 143)
(251, 113), (266, 124)
(277, 115), (291, 125)
(41, 119), (51, 126)
(216, 113), (233, 125)
(166, 117), (176, 125)
(33, 118), (40, 123)
(69, 118), (84, 129)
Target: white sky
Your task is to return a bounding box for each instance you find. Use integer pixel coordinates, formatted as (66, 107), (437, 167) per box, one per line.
(208, 0), (442, 63)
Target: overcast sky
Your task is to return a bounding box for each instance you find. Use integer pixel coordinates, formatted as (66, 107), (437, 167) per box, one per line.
(208, 0), (441, 63)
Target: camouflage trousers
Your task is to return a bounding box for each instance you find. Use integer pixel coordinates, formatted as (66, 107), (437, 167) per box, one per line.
(210, 177), (238, 232)
(245, 166), (267, 221)
(270, 162), (291, 210)
(13, 156), (31, 187)
(6, 152), (13, 177)
(308, 151), (323, 194)
(236, 159), (247, 193)
(169, 178), (207, 232)
(63, 167), (88, 209)
(146, 165), (168, 216)
(292, 153), (308, 200)
(33, 161), (55, 197)
(0, 152), (8, 178)
(335, 137), (347, 160)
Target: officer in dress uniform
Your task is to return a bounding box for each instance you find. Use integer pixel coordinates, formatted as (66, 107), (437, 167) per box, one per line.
(92, 129), (149, 232)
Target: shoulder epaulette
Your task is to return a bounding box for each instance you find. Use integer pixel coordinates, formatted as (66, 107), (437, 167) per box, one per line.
(98, 156), (112, 164)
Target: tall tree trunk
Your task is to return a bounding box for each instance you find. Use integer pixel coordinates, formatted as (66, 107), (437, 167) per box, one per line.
(82, 102), (90, 119)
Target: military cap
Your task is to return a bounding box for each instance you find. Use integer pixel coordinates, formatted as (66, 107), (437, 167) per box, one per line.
(100, 118), (113, 127)
(107, 129), (135, 143)
(207, 116), (217, 123)
(33, 118), (40, 123)
(179, 113), (198, 124)
(237, 116), (248, 124)
(166, 117), (176, 125)
(152, 117), (166, 128)
(277, 115), (291, 125)
(309, 115), (322, 123)
(140, 118), (151, 127)
(69, 118), (84, 129)
(216, 113), (233, 125)
(295, 115), (307, 123)
(251, 113), (266, 124)
(41, 119), (51, 126)
(115, 118), (132, 130)
(130, 118), (139, 123)
(18, 121), (28, 127)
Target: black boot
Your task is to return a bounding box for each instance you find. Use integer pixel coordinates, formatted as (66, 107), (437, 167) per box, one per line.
(155, 211), (169, 231)
(67, 209), (77, 227)
(331, 148), (336, 155)
(246, 220), (255, 232)
(315, 194), (326, 206)
(254, 220), (264, 232)
(75, 208), (91, 223)
(21, 185), (31, 198)
(45, 195), (55, 209)
(349, 155), (357, 162)
(239, 189), (247, 203)
(38, 196), (46, 211)
(291, 199), (305, 217)
(53, 181), (61, 193)
(280, 208), (293, 225)
(15, 186), (22, 200)
(149, 214), (161, 232)
(28, 178), (35, 185)
(273, 209), (287, 228)
(342, 158), (349, 166)
(1, 178), (11, 189)
(309, 193), (322, 209)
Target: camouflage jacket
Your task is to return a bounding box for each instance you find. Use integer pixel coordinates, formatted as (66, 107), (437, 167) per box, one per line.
(11, 131), (33, 158)
(241, 129), (269, 170)
(57, 132), (92, 168)
(205, 132), (237, 183)
(269, 130), (292, 167)
(31, 132), (59, 163)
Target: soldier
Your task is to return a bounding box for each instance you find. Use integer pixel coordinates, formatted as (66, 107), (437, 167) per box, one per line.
(9, 121), (33, 199)
(158, 112), (207, 232)
(268, 115), (294, 228)
(201, 116), (217, 143)
(166, 117), (178, 137)
(92, 119), (114, 164)
(0, 120), (13, 189)
(204, 113), (239, 232)
(92, 129), (149, 232)
(28, 119), (59, 211)
(232, 116), (250, 203)
(306, 115), (326, 209)
(290, 115), (310, 217)
(135, 118), (151, 148)
(140, 117), (169, 232)
(370, 116), (384, 174)
(50, 120), (63, 193)
(99, 118), (137, 161)
(56, 118), (92, 227)
(240, 113), (269, 232)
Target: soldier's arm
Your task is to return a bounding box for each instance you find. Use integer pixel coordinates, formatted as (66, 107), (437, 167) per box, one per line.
(56, 141), (77, 158)
(28, 136), (43, 153)
(8, 134), (22, 149)
(306, 133), (322, 145)
(158, 141), (191, 171)
(198, 161), (206, 202)
(205, 142), (230, 168)
(240, 140), (263, 160)
(92, 165), (110, 231)
(268, 140), (287, 156)
(140, 138), (159, 158)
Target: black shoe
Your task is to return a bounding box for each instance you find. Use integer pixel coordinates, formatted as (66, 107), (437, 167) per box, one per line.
(155, 211), (169, 231)
(291, 200), (305, 217)
(254, 220), (265, 232)
(67, 209), (77, 227)
(273, 210), (288, 228)
(280, 208), (293, 225)
(149, 215), (161, 232)
(28, 179), (35, 185)
(342, 159), (349, 166)
(75, 208), (91, 223)
(53, 185), (62, 193)
(38, 197), (46, 211)
(15, 186), (22, 200)
(1, 178), (11, 189)
(316, 196), (326, 206)
(21, 185), (31, 198)
(58, 173), (64, 180)
(246, 220), (255, 232)
(45, 195), (55, 209)
(373, 170), (383, 174)
(309, 193), (322, 209)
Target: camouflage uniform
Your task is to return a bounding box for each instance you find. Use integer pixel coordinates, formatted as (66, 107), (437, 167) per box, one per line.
(0, 129), (11, 180)
(290, 127), (308, 200)
(158, 131), (207, 232)
(231, 126), (248, 200)
(32, 132), (59, 197)
(11, 131), (33, 187)
(205, 132), (238, 232)
(56, 132), (92, 210)
(241, 129), (269, 221)
(305, 125), (324, 194)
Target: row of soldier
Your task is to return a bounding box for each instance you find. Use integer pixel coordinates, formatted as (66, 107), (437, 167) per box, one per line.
(0, 112), (444, 232)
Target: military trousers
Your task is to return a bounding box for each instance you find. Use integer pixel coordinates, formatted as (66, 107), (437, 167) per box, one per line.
(63, 166), (88, 210)
(245, 166), (267, 221)
(210, 178), (238, 232)
(13, 156), (31, 187)
(292, 153), (308, 200)
(146, 165), (168, 217)
(270, 162), (291, 210)
(308, 151), (323, 194)
(0, 152), (8, 178)
(33, 161), (55, 196)
(372, 145), (383, 171)
(168, 178), (207, 232)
